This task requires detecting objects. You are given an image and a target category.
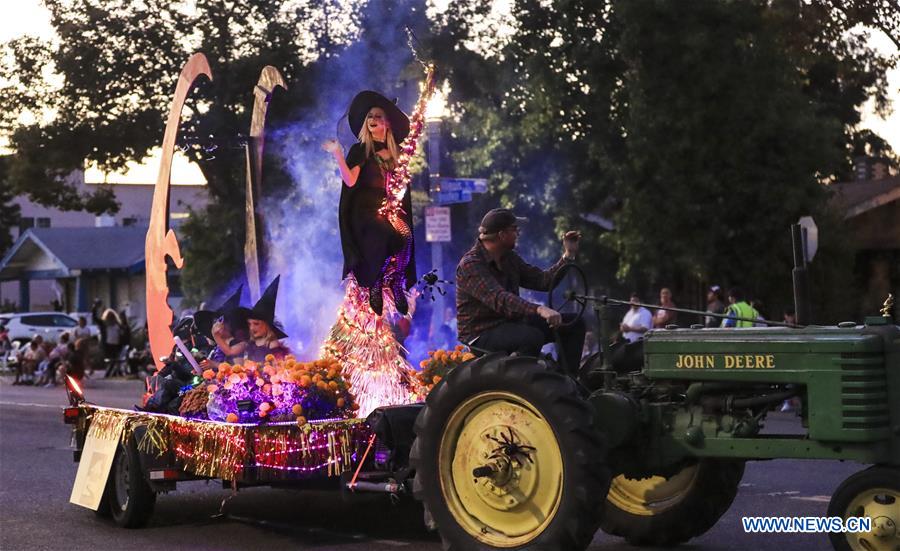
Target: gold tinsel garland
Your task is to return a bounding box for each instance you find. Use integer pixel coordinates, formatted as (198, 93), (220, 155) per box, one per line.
(322, 277), (424, 417)
(80, 406), (370, 481)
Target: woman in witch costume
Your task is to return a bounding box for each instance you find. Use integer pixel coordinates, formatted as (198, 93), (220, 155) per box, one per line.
(323, 91), (416, 316)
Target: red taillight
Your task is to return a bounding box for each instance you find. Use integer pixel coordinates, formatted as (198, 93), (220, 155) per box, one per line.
(63, 407), (81, 424)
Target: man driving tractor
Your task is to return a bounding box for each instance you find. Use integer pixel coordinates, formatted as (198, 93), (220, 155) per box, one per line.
(455, 208), (585, 372)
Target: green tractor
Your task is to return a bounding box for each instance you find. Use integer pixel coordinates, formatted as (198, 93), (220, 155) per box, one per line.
(409, 265), (900, 550)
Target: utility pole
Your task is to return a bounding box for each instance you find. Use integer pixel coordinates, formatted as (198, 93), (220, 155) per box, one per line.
(426, 116), (445, 337)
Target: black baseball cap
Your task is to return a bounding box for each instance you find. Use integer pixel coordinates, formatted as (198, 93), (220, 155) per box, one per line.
(478, 208), (528, 236)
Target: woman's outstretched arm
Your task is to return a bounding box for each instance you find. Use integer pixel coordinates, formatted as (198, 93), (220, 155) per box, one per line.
(322, 139), (360, 187)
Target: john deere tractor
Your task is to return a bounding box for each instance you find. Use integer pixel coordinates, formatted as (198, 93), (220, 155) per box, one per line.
(408, 265), (900, 551)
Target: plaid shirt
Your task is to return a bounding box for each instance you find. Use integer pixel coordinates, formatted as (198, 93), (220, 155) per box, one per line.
(456, 240), (570, 342)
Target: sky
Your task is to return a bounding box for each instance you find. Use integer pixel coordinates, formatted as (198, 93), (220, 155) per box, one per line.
(2, 0), (898, 186)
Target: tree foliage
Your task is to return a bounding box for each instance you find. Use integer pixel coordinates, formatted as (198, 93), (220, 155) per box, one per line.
(0, 157), (22, 253)
(2, 0), (895, 320)
(2, 0), (428, 303)
(430, 0), (895, 319)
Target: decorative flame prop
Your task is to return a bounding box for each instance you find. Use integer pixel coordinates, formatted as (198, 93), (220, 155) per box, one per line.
(244, 66), (287, 302)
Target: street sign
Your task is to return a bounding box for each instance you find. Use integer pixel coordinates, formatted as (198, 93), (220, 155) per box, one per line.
(425, 206), (452, 242)
(798, 216), (818, 262)
(434, 190), (472, 205)
(435, 178), (488, 194)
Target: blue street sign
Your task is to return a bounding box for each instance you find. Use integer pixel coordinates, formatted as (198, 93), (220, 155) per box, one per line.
(436, 178), (488, 194)
(435, 190), (472, 205)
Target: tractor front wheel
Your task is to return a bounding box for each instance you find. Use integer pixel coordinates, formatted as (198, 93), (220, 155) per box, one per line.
(827, 465), (900, 551)
(410, 353), (610, 550)
(600, 459), (745, 546)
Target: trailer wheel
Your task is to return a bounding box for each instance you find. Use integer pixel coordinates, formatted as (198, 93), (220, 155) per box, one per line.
(827, 465), (900, 551)
(601, 459), (744, 546)
(94, 491), (112, 518)
(104, 436), (156, 528)
(410, 353), (610, 550)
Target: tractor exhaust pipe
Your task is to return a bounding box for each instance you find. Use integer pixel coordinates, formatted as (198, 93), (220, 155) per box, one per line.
(791, 224), (811, 325)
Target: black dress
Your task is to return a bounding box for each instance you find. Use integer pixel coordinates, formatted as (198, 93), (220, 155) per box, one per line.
(338, 142), (416, 289)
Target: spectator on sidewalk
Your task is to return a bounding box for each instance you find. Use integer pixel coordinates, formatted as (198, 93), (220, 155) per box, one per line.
(705, 285), (726, 328)
(93, 302), (125, 377)
(15, 336), (46, 386)
(61, 338), (88, 382)
(721, 287), (760, 328)
(38, 334), (71, 387)
(751, 299), (768, 327)
(620, 292), (653, 343)
(653, 287), (678, 328)
(0, 324), (10, 371)
(71, 316), (92, 342)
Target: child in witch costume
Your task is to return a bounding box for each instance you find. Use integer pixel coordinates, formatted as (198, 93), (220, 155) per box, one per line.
(194, 285), (251, 364)
(323, 91), (416, 316)
(244, 276), (291, 363)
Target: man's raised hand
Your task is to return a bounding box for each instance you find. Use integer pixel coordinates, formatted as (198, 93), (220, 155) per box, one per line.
(562, 230), (582, 258)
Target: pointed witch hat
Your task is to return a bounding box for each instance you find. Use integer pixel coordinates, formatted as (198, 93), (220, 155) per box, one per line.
(194, 285), (250, 340)
(348, 90), (411, 143)
(249, 276), (288, 339)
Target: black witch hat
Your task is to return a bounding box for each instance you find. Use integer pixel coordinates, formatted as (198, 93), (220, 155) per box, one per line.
(348, 91), (411, 143)
(194, 285), (250, 340)
(249, 276), (288, 339)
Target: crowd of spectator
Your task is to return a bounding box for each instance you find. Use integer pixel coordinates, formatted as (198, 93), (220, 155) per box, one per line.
(1, 299), (152, 388)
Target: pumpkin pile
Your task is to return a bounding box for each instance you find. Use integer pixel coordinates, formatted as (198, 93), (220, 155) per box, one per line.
(416, 345), (476, 393)
(201, 354), (359, 425)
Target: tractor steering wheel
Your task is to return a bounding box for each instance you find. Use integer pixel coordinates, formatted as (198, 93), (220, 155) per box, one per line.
(547, 263), (588, 329)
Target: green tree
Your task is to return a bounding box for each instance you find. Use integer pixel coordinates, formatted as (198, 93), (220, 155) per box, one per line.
(0, 157), (22, 253)
(2, 0), (429, 304)
(431, 0), (894, 320)
(428, 0), (624, 281)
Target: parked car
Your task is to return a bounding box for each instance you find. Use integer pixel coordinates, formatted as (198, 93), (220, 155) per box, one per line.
(0, 312), (85, 345)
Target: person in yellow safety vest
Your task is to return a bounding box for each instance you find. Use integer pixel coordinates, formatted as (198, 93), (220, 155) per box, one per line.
(721, 287), (760, 328)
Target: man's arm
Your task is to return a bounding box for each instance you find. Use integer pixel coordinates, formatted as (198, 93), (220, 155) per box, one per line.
(457, 260), (538, 318)
(518, 230), (580, 291)
(517, 254), (569, 292)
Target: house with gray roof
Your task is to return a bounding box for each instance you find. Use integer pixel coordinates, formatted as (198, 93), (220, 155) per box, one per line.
(0, 227), (163, 319)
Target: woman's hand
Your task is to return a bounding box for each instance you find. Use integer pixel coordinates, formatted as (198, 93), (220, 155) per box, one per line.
(322, 139), (342, 155)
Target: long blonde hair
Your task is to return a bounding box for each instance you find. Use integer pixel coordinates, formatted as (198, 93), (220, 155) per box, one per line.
(357, 114), (400, 166)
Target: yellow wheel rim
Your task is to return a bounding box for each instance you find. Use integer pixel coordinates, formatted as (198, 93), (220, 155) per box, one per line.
(438, 391), (564, 548)
(607, 465), (699, 516)
(843, 488), (900, 551)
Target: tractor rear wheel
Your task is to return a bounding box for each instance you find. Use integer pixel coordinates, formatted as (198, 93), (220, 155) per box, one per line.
(600, 459), (745, 546)
(827, 465), (900, 551)
(410, 353), (610, 550)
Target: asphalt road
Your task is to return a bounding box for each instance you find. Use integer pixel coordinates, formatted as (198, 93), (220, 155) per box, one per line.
(0, 375), (864, 551)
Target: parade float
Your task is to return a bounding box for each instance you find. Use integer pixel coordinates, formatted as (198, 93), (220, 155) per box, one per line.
(64, 51), (436, 527)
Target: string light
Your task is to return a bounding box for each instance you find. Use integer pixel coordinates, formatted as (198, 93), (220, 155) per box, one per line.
(81, 406), (371, 480)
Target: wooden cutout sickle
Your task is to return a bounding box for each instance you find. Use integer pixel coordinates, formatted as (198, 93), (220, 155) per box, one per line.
(244, 66), (287, 302)
(145, 53), (212, 371)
